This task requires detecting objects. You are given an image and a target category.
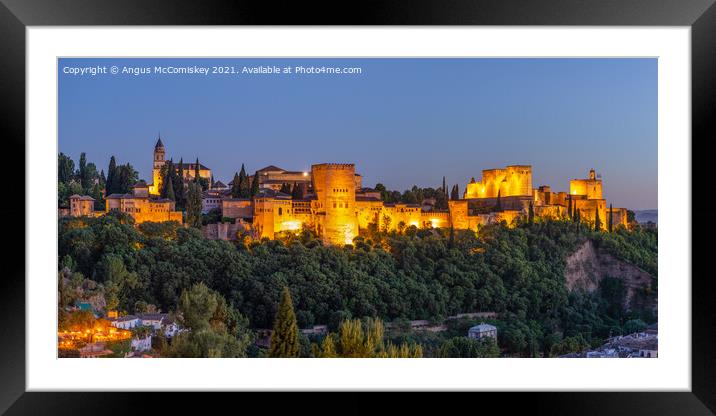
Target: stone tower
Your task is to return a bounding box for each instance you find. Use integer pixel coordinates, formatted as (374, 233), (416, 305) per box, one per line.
(150, 135), (166, 195)
(311, 163), (358, 245)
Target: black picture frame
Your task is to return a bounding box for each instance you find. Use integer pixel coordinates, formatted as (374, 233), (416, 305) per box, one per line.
(1, 0), (713, 414)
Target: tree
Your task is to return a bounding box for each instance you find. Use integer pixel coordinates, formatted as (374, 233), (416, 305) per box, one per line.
(194, 158), (201, 183)
(166, 283), (251, 358)
(450, 184), (460, 200)
(237, 164), (249, 198)
(78, 152), (88, 189)
(165, 176), (176, 201)
(90, 183), (104, 211)
(495, 190), (502, 212)
(269, 287), (300, 357)
(231, 172), (241, 198)
(316, 334), (337, 358)
(106, 156), (118, 195)
(117, 163), (138, 194)
(439, 337), (500, 358)
(250, 171), (260, 198)
(608, 203), (613, 233)
(594, 206), (601, 231)
(58, 153), (75, 184)
(291, 182), (303, 200)
(567, 194), (573, 220)
(528, 201), (535, 225)
(160, 160), (174, 198)
(186, 182), (203, 228)
(176, 158), (185, 207)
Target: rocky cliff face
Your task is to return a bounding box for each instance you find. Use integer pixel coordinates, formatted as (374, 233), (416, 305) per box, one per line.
(565, 240), (656, 312)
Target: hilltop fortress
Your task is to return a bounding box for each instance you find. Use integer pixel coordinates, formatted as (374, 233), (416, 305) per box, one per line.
(68, 138), (629, 245)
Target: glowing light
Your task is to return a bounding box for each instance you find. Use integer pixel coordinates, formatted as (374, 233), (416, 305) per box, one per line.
(302, 172), (308, 177)
(572, 190), (577, 195)
(282, 220), (301, 231)
(430, 218), (440, 228)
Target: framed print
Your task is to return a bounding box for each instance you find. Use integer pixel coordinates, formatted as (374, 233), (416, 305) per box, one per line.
(2, 0), (714, 414)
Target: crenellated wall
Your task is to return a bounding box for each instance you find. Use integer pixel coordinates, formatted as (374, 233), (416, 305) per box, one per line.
(465, 165), (533, 199)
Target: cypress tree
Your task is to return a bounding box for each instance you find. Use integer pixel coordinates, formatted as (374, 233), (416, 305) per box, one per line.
(107, 156), (117, 195)
(185, 182), (203, 228)
(161, 160), (174, 198)
(78, 152), (88, 190)
(239, 164), (250, 197)
(99, 170), (106, 188)
(608, 203), (613, 232)
(495, 190), (502, 212)
(528, 201), (534, 225)
(194, 158), (201, 183)
(269, 287), (300, 358)
(442, 176), (447, 199)
(595, 206), (601, 232)
(291, 183), (303, 199)
(176, 158), (185, 208)
(450, 184), (460, 200)
(231, 172), (241, 198)
(165, 176), (176, 201)
(567, 194), (573, 220)
(250, 171), (260, 198)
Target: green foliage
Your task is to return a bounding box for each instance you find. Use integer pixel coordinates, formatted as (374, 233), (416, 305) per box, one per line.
(58, 215), (657, 357)
(165, 282), (252, 358)
(549, 334), (589, 357)
(313, 318), (422, 358)
(438, 336), (500, 358)
(269, 287), (300, 357)
(250, 171), (260, 198)
(186, 182), (203, 228)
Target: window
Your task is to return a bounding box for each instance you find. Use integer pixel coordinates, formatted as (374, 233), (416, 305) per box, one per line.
(278, 207), (282, 216)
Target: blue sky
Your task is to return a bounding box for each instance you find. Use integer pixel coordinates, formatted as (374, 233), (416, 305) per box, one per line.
(58, 58), (657, 210)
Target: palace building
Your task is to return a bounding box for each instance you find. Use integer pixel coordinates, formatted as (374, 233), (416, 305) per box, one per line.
(65, 139), (628, 244)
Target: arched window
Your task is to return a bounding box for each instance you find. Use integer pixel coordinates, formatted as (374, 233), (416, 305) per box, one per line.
(278, 207), (283, 216)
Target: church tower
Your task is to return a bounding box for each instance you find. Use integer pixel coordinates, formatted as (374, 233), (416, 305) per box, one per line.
(149, 135), (166, 195)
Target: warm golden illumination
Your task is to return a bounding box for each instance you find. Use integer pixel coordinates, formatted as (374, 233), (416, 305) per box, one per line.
(282, 220), (302, 232)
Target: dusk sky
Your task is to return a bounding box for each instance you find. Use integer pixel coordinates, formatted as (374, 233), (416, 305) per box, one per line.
(58, 58), (657, 210)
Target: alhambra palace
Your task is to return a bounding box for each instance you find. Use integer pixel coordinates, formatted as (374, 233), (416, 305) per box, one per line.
(67, 138), (629, 245)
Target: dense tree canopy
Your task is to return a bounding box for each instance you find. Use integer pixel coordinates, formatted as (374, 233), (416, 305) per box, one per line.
(58, 212), (657, 357)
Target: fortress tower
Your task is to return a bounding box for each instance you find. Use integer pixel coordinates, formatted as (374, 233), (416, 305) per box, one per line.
(149, 136), (165, 195)
(312, 163), (358, 245)
(464, 165), (533, 199)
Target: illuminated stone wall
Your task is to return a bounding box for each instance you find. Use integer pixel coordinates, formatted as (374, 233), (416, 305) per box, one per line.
(222, 199), (253, 219)
(465, 165), (533, 199)
(69, 197), (95, 217)
(312, 163), (359, 245)
(569, 178), (603, 200)
(382, 204), (422, 231)
(606, 206), (629, 229)
(574, 198), (607, 230)
(356, 199), (383, 229)
(448, 200), (469, 230)
(105, 197), (183, 224)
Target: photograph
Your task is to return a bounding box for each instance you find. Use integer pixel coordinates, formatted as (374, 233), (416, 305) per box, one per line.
(56, 57), (658, 360)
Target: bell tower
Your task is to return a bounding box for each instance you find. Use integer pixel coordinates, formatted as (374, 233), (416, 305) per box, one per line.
(149, 134), (166, 195)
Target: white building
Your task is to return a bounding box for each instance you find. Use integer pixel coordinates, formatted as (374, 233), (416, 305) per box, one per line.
(109, 315), (140, 330)
(468, 323), (497, 340)
(137, 313), (168, 331)
(131, 335), (152, 352)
